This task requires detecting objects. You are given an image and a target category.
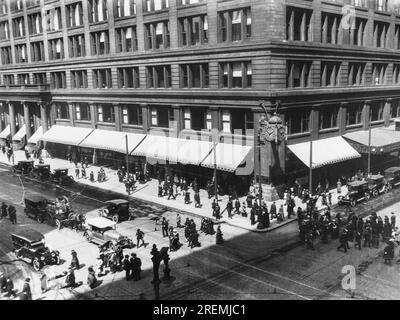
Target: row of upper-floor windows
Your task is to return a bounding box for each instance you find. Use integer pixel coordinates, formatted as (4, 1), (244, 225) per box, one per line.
(287, 6), (400, 49)
(0, 61), (251, 89)
(52, 99), (400, 135)
(287, 60), (400, 88)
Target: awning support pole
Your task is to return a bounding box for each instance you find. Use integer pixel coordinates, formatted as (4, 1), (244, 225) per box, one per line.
(309, 133), (313, 197)
(213, 130), (218, 202)
(125, 134), (129, 181)
(367, 121), (371, 176)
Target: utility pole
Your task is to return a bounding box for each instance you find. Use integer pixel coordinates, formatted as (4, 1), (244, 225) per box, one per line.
(367, 119), (371, 176)
(212, 129), (218, 201)
(309, 132), (313, 197)
(125, 134), (129, 181)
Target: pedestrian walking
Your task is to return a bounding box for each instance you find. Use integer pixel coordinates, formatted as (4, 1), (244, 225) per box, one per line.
(5, 277), (16, 298)
(81, 166), (86, 179)
(70, 250), (80, 270)
(383, 240), (395, 265)
(176, 213), (182, 228)
(161, 217), (169, 237)
(337, 179), (342, 193)
(136, 228), (145, 248)
(184, 190), (190, 204)
(270, 202), (277, 220)
(355, 231), (362, 250)
(226, 198), (233, 219)
(194, 190), (201, 208)
(90, 171), (95, 182)
(337, 229), (349, 253)
(8, 205), (16, 224)
(391, 212), (396, 230)
(75, 166), (80, 179)
(87, 266), (98, 289)
(1, 202), (7, 218)
(216, 226), (224, 245)
(40, 272), (48, 293)
(167, 184), (176, 200)
(21, 278), (32, 300)
(131, 253), (142, 281)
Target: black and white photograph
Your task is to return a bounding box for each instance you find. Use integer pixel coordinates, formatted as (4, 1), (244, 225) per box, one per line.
(0, 0), (400, 307)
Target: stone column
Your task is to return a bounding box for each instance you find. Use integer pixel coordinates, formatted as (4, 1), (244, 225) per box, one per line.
(23, 102), (32, 140)
(0, 102), (4, 132)
(209, 107), (220, 130)
(40, 103), (49, 132)
(171, 105), (182, 135)
(362, 100), (371, 130)
(89, 103), (96, 128)
(113, 103), (121, 131)
(338, 102), (347, 135)
(383, 98), (391, 127)
(68, 102), (75, 126)
(8, 101), (16, 137)
(140, 103), (149, 133)
(310, 106), (319, 140)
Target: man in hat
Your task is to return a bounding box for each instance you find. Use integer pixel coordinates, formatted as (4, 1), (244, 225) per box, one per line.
(131, 253), (142, 281)
(391, 212), (396, 230)
(161, 217), (169, 237)
(8, 205), (16, 224)
(87, 266), (98, 289)
(5, 277), (16, 298)
(21, 278), (32, 300)
(1, 202), (7, 218)
(70, 250), (80, 270)
(123, 255), (131, 280)
(337, 229), (349, 253)
(64, 268), (76, 288)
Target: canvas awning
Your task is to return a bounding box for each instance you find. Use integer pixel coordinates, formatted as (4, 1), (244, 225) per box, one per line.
(200, 143), (253, 172)
(13, 126), (26, 141)
(131, 135), (183, 163)
(177, 139), (214, 165)
(28, 126), (43, 144)
(287, 136), (361, 169)
(0, 125), (10, 139)
(40, 125), (93, 146)
(344, 125), (400, 154)
(78, 129), (146, 154)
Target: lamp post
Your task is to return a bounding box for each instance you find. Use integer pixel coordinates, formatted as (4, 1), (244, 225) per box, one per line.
(212, 129), (218, 202)
(367, 117), (372, 176)
(309, 131), (313, 197)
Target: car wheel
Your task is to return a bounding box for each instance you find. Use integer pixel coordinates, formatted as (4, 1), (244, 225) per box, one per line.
(32, 259), (41, 271)
(54, 254), (61, 265)
(108, 242), (116, 251)
(365, 193), (370, 201)
(84, 232), (91, 242)
(388, 184), (393, 191)
(37, 215), (44, 224)
(112, 215), (119, 223)
(350, 199), (356, 207)
(15, 250), (22, 260)
(55, 219), (61, 230)
(372, 189), (378, 197)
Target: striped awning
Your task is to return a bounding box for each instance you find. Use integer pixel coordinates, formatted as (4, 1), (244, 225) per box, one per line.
(0, 125), (10, 139)
(287, 136), (361, 169)
(78, 129), (146, 154)
(28, 126), (43, 144)
(13, 126), (26, 141)
(40, 125), (93, 146)
(200, 143), (253, 172)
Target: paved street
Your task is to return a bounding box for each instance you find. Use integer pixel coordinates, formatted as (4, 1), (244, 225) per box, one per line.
(1, 163), (400, 300)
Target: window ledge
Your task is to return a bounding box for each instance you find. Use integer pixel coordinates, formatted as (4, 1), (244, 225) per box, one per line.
(346, 123), (363, 130)
(121, 123), (143, 128)
(177, 3), (206, 9)
(89, 20), (109, 27)
(319, 127), (339, 134)
(75, 120), (91, 124)
(114, 15), (137, 22)
(96, 122), (115, 126)
(371, 120), (384, 125)
(287, 131), (311, 139)
(66, 25), (84, 31)
(143, 8), (169, 16)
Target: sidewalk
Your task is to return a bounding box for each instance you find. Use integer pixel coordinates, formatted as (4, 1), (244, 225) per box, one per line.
(0, 150), (348, 233)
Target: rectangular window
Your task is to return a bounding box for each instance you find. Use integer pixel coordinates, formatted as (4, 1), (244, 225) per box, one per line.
(372, 63), (387, 85)
(114, 0), (136, 18)
(144, 0), (168, 12)
(50, 72), (67, 89)
(48, 38), (64, 60)
(68, 34), (86, 58)
(121, 105), (142, 125)
(179, 0), (202, 5)
(71, 70), (88, 88)
(287, 7), (313, 41)
(146, 65), (171, 88)
(3, 74), (14, 85)
(375, 0), (388, 11)
(90, 30), (110, 55)
(28, 12), (42, 35)
(348, 62), (365, 86)
(319, 106), (339, 130)
(219, 61), (252, 88)
(320, 61), (340, 87)
(96, 104), (114, 123)
(33, 73), (47, 85)
(88, 0), (108, 23)
(30, 41), (45, 62)
(56, 103), (70, 119)
(0, 46), (12, 65)
(287, 60), (311, 88)
(115, 26), (138, 53)
(346, 103), (363, 125)
(374, 21), (389, 48)
(150, 106), (172, 128)
(17, 74), (29, 85)
(93, 69), (112, 88)
(179, 15), (208, 46)
(370, 102), (384, 121)
(12, 17), (25, 37)
(14, 44), (27, 63)
(180, 63), (209, 88)
(321, 12), (341, 44)
(117, 67), (140, 88)
(0, 21), (9, 40)
(46, 7), (62, 31)
(391, 100), (400, 119)
(393, 65), (400, 85)
(222, 110), (231, 133)
(287, 110), (310, 134)
(218, 8), (251, 43)
(0, 0), (8, 14)
(66, 2), (83, 27)
(74, 103), (91, 121)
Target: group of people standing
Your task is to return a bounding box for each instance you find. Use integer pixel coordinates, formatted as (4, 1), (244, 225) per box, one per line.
(1, 202), (17, 224)
(157, 175), (201, 208)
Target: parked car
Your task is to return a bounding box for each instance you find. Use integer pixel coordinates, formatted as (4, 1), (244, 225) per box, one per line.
(367, 174), (386, 197)
(11, 160), (34, 175)
(24, 195), (49, 223)
(98, 199), (134, 223)
(83, 217), (134, 250)
(338, 180), (370, 207)
(50, 168), (75, 186)
(11, 229), (60, 271)
(30, 163), (51, 180)
(384, 167), (400, 191)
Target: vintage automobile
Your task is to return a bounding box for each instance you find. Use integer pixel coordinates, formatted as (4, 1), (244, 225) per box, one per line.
(98, 199), (134, 223)
(384, 167), (400, 191)
(11, 229), (60, 271)
(10, 160), (34, 175)
(83, 217), (134, 250)
(338, 180), (370, 207)
(367, 174), (387, 197)
(24, 194), (79, 229)
(50, 168), (75, 186)
(30, 163), (51, 180)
